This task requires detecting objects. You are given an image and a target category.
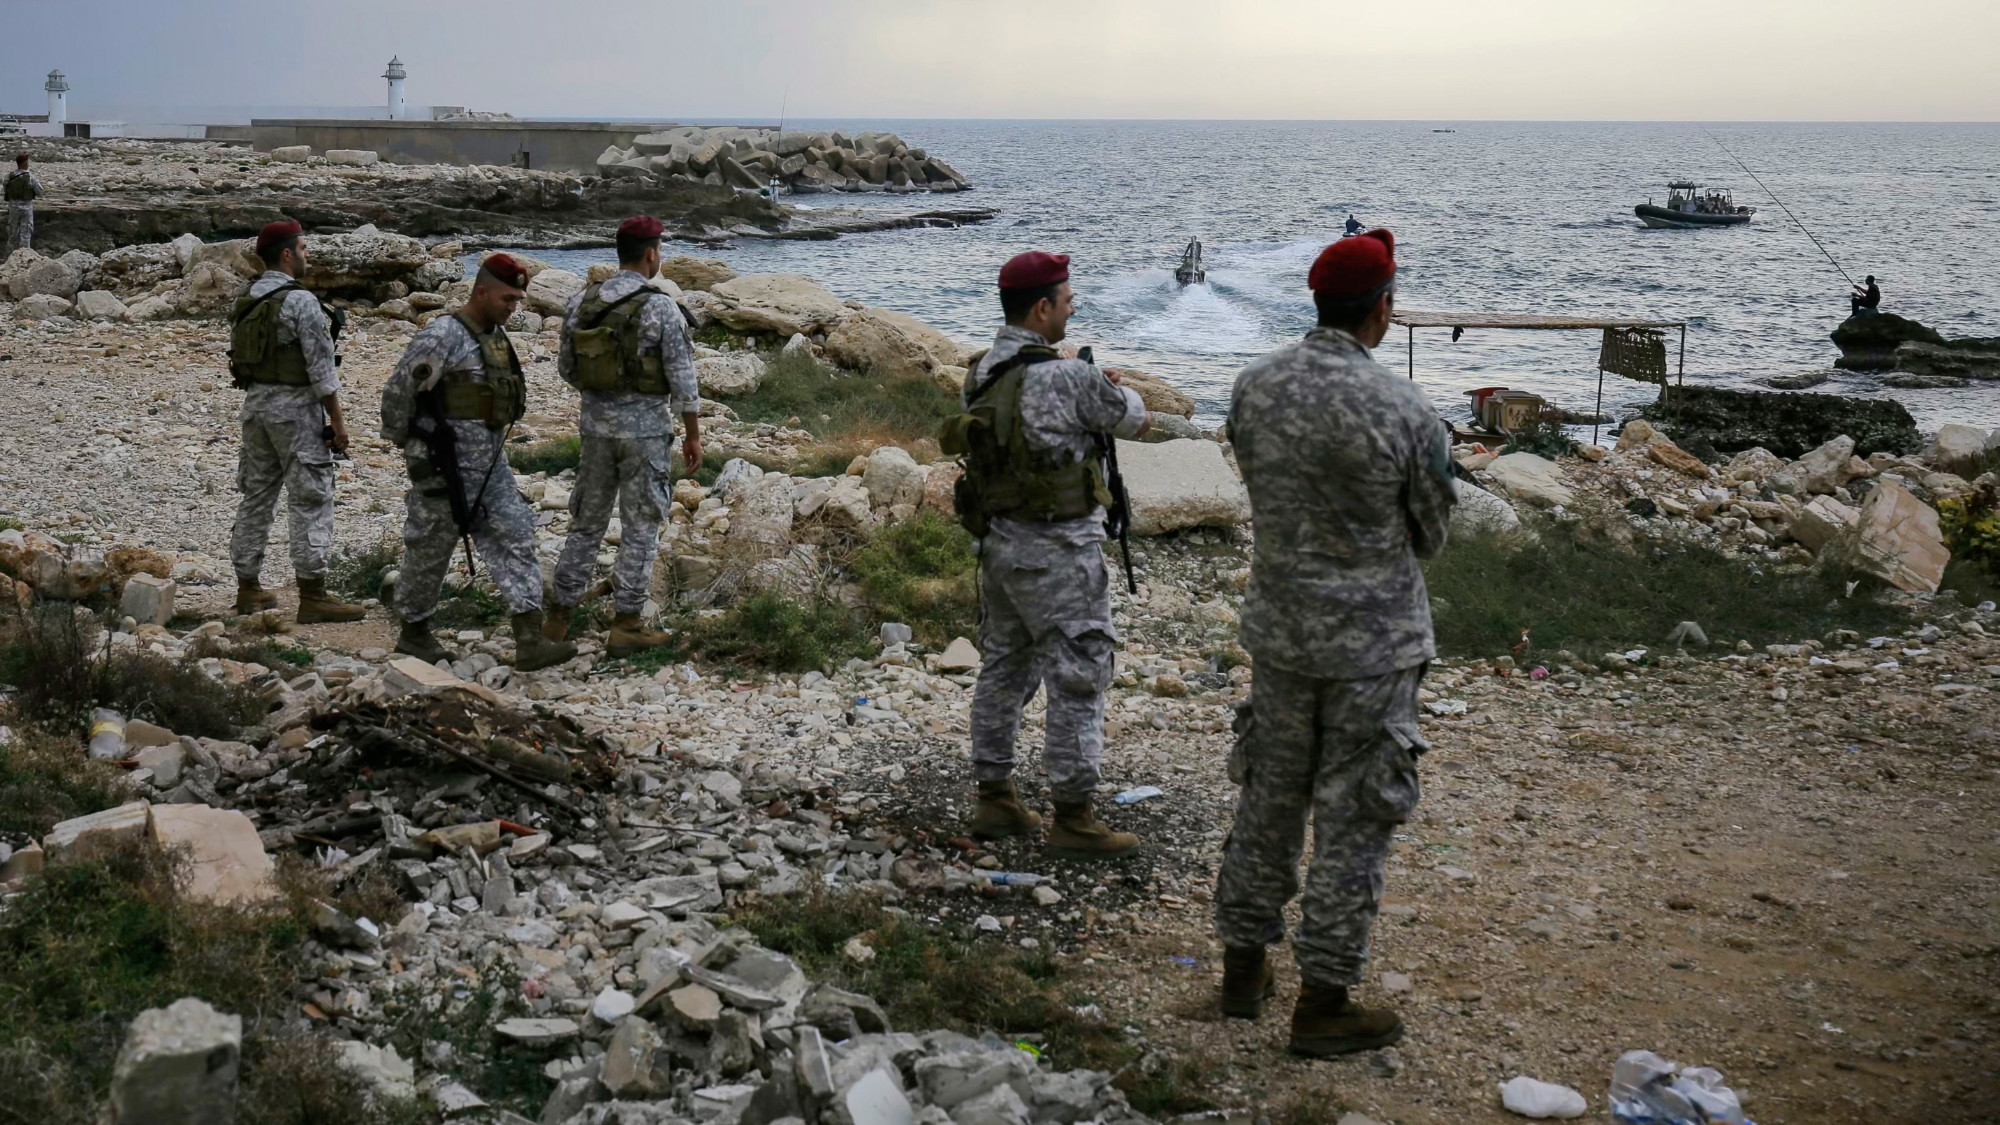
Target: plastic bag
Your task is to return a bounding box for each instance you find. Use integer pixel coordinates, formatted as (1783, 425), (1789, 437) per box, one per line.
(1609, 1050), (1750, 1125)
(1500, 1076), (1587, 1119)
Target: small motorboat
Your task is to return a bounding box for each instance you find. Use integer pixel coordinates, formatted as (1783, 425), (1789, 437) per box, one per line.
(1635, 182), (1755, 228)
(1174, 237), (1206, 286)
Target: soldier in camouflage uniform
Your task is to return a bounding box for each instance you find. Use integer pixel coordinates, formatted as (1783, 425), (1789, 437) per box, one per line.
(545, 216), (702, 656)
(950, 251), (1150, 858)
(380, 254), (577, 671)
(1212, 229), (1457, 1055)
(226, 220), (365, 623)
(5, 154), (39, 252)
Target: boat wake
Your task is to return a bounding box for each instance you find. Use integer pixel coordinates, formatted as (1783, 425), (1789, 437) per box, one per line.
(1097, 267), (1270, 357)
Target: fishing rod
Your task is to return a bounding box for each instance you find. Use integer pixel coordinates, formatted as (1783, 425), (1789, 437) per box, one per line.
(1705, 129), (1854, 286)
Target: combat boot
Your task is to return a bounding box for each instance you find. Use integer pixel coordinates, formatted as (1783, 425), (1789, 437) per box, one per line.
(295, 577), (366, 624)
(512, 611), (577, 672)
(395, 618), (457, 664)
(607, 612), (673, 658)
(1287, 982), (1403, 1057)
(542, 603), (575, 643)
(236, 578), (279, 615)
(969, 779), (1042, 840)
(1220, 946), (1277, 1019)
(1046, 797), (1139, 859)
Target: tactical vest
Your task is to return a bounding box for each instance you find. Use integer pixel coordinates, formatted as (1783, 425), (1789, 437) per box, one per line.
(428, 313), (527, 429)
(569, 283), (668, 395)
(228, 283), (313, 388)
(938, 344), (1112, 538)
(2, 171), (33, 203)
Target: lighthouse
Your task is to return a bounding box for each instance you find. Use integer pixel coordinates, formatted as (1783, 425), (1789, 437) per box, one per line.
(383, 56), (407, 120)
(45, 69), (68, 127)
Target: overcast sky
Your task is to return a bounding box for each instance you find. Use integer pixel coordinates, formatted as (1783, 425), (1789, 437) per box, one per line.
(4, 0), (1996, 121)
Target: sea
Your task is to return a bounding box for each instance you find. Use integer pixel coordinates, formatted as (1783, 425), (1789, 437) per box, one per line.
(514, 120), (2000, 434)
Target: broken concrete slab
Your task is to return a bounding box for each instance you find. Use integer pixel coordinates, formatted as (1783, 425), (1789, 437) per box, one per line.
(148, 805), (277, 905)
(44, 800), (152, 861)
(108, 997), (242, 1125)
(1115, 437), (1252, 536)
(332, 1040), (415, 1101)
(120, 573), (176, 626)
(1833, 478), (1950, 593)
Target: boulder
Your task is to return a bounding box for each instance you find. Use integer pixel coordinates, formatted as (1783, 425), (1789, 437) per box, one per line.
(324, 149), (379, 167)
(120, 573), (175, 625)
(148, 805), (277, 905)
(1107, 369), (1196, 418)
(1829, 478), (1949, 593)
(1116, 438), (1252, 536)
(409, 255), (464, 293)
(270, 145), (312, 163)
(824, 307), (961, 381)
(523, 268), (584, 317)
(1721, 447), (1786, 485)
(108, 998), (242, 1125)
(727, 471), (797, 550)
(1788, 435), (1867, 495)
(91, 243), (180, 293)
(709, 273), (848, 337)
(696, 352), (766, 396)
(17, 292), (73, 320)
(1788, 494), (1860, 554)
(74, 289), (130, 321)
(331, 1041), (415, 1102)
(299, 230), (432, 296)
(184, 238), (264, 280)
(1831, 312), (1944, 370)
(923, 461), (962, 516)
(660, 255), (736, 292)
(8, 255), (82, 300)
(171, 260), (250, 317)
(1615, 419), (1709, 477)
(1483, 452), (1574, 508)
(44, 801), (152, 861)
(171, 233), (203, 274)
(1927, 424), (1994, 478)
(127, 295), (176, 321)
(801, 475), (875, 530)
(1891, 339), (2000, 381)
(716, 155), (765, 190)
(1450, 479), (1523, 538)
(1138, 412), (1205, 442)
(1643, 385), (1920, 460)
(0, 247), (44, 290)
(862, 446), (928, 509)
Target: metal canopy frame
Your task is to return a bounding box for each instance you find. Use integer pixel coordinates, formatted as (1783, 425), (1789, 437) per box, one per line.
(1390, 310), (1688, 445)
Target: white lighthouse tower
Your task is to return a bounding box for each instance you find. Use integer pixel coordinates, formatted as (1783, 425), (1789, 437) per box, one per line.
(383, 56), (407, 120)
(45, 69), (69, 128)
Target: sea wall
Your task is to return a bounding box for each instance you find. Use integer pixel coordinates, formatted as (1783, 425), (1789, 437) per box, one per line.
(236, 118), (677, 175)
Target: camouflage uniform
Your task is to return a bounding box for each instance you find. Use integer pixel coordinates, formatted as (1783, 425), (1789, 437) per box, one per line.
(4, 169), (39, 252)
(551, 271), (700, 614)
(229, 271), (340, 585)
(1213, 326), (1457, 987)
(381, 316), (543, 623)
(966, 325), (1147, 802)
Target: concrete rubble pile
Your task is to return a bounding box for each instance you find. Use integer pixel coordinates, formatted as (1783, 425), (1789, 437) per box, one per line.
(598, 127), (972, 195)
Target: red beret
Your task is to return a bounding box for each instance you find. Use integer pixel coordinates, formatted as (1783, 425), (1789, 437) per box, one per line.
(1308, 229), (1396, 297)
(617, 215), (665, 240)
(255, 219), (303, 255)
(479, 253), (530, 289)
(998, 250), (1070, 290)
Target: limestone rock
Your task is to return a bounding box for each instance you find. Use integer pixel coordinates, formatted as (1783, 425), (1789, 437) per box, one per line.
(91, 243), (180, 293)
(1831, 478), (1949, 593)
(1484, 452), (1574, 508)
(324, 149), (379, 167)
(148, 805), (277, 905)
(1643, 385), (1920, 460)
(1791, 435), (1867, 495)
(923, 461), (962, 516)
(171, 260), (250, 317)
(1788, 494), (1860, 554)
(1721, 447), (1786, 485)
(44, 801), (152, 861)
(709, 273), (848, 337)
(938, 637), (981, 672)
(660, 255), (737, 292)
(728, 471), (797, 549)
(1116, 438), (1252, 536)
(332, 1040), (414, 1102)
(1831, 311), (1944, 370)
(17, 292), (73, 320)
(524, 268), (584, 317)
(1928, 424), (1995, 478)
(1892, 339), (2000, 381)
(1450, 479), (1522, 538)
(8, 255), (82, 301)
(299, 230), (432, 294)
(600, 1016), (666, 1098)
(1107, 368), (1196, 418)
(695, 352), (766, 397)
(74, 289), (130, 320)
(270, 145), (312, 163)
(933, 364), (968, 394)
(109, 997), (242, 1125)
(824, 307), (961, 381)
(863, 446), (928, 509)
(120, 573), (175, 626)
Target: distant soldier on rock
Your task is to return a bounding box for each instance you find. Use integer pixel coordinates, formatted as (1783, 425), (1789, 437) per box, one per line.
(5, 153), (41, 252)
(945, 250), (1150, 858)
(545, 215), (702, 656)
(226, 219), (366, 624)
(1212, 229), (1456, 1055)
(380, 254), (577, 672)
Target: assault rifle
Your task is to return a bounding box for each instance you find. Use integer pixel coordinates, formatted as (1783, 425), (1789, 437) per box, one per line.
(408, 362), (481, 578)
(1078, 347), (1138, 595)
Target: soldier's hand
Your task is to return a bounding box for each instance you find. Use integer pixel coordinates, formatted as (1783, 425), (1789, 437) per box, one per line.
(1103, 368), (1124, 386)
(329, 423), (351, 456)
(682, 436), (703, 475)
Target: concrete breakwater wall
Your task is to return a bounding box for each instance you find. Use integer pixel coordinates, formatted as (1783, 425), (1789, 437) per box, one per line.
(232, 118), (721, 176)
(597, 126), (971, 195)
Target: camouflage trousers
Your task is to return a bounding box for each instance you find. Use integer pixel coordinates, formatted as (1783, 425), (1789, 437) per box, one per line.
(5, 204), (29, 253)
(394, 426), (543, 623)
(551, 433), (673, 614)
(1213, 662), (1428, 986)
(230, 398), (335, 583)
(968, 534), (1117, 802)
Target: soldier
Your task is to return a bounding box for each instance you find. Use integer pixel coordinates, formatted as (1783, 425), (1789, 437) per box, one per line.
(380, 254), (577, 671)
(1212, 229), (1456, 1056)
(226, 219), (366, 623)
(544, 215), (702, 655)
(5, 153), (41, 253)
(953, 250), (1150, 858)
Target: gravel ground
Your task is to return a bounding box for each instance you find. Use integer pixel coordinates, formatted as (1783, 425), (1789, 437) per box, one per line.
(3, 313), (1997, 1124)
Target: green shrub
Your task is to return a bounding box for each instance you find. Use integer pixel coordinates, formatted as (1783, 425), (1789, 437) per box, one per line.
(692, 591), (871, 674)
(728, 348), (958, 447)
(0, 724), (123, 838)
(1424, 522), (1911, 659)
(506, 434), (582, 476)
(1500, 417), (1575, 459)
(328, 536), (402, 601)
(851, 512), (978, 645)
(0, 606), (263, 738)
(431, 580), (510, 628)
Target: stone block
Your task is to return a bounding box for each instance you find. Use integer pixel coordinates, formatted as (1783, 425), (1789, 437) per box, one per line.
(332, 1040), (414, 1101)
(148, 805), (277, 905)
(325, 149), (379, 167)
(44, 800), (152, 861)
(1928, 423), (1994, 478)
(134, 743), (187, 788)
(1832, 478), (1950, 593)
(270, 145), (313, 162)
(120, 573), (176, 626)
(862, 446), (928, 509)
(1484, 452), (1575, 508)
(1115, 438), (1252, 536)
(937, 637), (981, 672)
(109, 997), (242, 1125)
(600, 1016), (666, 1098)
(1788, 494), (1860, 554)
(75, 289), (131, 321)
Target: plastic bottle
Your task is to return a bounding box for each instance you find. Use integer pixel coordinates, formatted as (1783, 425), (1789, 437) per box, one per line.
(87, 708), (126, 760)
(978, 872), (1044, 887)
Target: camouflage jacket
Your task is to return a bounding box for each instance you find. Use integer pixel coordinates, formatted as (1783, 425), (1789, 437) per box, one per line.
(556, 270), (700, 438)
(1229, 327), (1456, 679)
(241, 270), (340, 419)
